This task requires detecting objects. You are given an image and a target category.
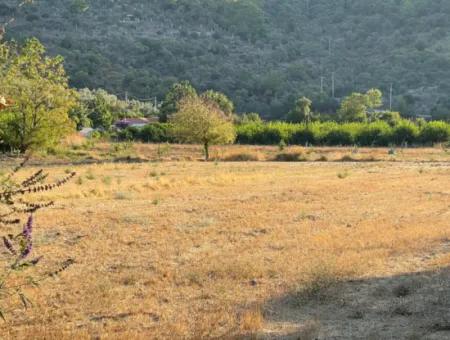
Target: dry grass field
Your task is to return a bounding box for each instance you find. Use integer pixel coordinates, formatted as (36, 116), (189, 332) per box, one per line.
(0, 147), (449, 339)
(19, 139), (450, 165)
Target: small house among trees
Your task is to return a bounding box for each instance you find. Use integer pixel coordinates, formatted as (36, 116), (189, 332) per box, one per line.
(114, 117), (157, 130)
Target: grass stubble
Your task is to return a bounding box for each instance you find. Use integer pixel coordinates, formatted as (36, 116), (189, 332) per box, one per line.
(0, 148), (449, 339)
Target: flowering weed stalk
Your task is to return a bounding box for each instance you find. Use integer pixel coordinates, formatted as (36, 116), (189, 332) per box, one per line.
(0, 158), (76, 319)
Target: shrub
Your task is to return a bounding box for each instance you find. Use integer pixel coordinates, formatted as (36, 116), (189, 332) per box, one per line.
(324, 126), (354, 145)
(273, 152), (306, 162)
(236, 120), (449, 146)
(235, 122), (265, 144)
(139, 123), (174, 143)
(355, 121), (392, 146)
(255, 123), (289, 145)
(236, 122), (294, 145)
(117, 127), (138, 141)
(419, 121), (450, 144)
(309, 121), (337, 144)
(289, 124), (316, 145)
(0, 159), (76, 317)
(391, 120), (420, 145)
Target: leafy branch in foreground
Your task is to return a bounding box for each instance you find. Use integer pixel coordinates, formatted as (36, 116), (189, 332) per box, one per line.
(0, 158), (76, 319)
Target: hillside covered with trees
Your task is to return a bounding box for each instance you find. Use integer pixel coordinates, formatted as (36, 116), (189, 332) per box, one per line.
(2, 0), (450, 119)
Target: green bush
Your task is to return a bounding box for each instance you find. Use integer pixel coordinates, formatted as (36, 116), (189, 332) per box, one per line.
(236, 122), (294, 145)
(235, 122), (265, 144)
(322, 124), (357, 146)
(116, 123), (173, 143)
(139, 123), (174, 143)
(256, 122), (292, 145)
(289, 124), (316, 145)
(117, 127), (139, 141)
(419, 121), (450, 144)
(231, 120), (449, 146)
(391, 120), (420, 145)
(355, 121), (392, 146)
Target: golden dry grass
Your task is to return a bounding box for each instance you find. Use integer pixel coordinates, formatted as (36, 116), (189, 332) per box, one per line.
(30, 138), (450, 164)
(0, 149), (449, 339)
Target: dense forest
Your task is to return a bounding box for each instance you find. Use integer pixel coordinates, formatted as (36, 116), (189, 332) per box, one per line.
(2, 0), (450, 119)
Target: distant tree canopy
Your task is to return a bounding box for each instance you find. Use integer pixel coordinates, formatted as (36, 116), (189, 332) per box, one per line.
(286, 96), (313, 123)
(159, 80), (235, 124)
(170, 96), (235, 160)
(0, 38), (76, 152)
(70, 88), (157, 130)
(159, 81), (197, 122)
(338, 89), (383, 122)
(200, 90), (234, 116)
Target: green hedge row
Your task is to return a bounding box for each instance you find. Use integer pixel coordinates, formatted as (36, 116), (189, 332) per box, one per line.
(236, 120), (450, 146)
(113, 120), (450, 146)
(116, 123), (176, 143)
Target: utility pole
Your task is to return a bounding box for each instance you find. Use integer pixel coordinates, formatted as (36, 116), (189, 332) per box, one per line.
(125, 91), (128, 103)
(320, 76), (325, 94)
(331, 72), (335, 98)
(389, 83), (393, 111)
(328, 37), (332, 57)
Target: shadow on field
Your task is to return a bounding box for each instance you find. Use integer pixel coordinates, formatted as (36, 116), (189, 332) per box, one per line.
(256, 267), (450, 340)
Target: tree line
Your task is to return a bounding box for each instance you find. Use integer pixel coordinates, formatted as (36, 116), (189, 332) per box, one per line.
(6, 0), (450, 119)
(1, 38), (449, 157)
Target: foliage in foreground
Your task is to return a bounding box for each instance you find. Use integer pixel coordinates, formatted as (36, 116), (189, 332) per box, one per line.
(0, 159), (76, 318)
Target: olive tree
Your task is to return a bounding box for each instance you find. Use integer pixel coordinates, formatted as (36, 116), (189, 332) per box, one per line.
(170, 96), (235, 160)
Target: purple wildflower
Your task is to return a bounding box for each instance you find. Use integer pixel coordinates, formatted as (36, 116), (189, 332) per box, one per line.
(22, 215), (33, 241)
(18, 216), (34, 259)
(20, 240), (32, 259)
(3, 236), (16, 255)
(30, 256), (43, 266)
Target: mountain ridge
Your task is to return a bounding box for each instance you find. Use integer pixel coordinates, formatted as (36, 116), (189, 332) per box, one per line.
(2, 0), (450, 119)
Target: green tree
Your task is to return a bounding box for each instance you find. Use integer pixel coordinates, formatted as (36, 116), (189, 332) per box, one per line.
(89, 92), (114, 129)
(200, 90), (234, 116)
(370, 110), (401, 126)
(170, 96), (235, 160)
(287, 96), (313, 123)
(160, 81), (197, 122)
(338, 89), (383, 122)
(69, 104), (92, 130)
(0, 38), (76, 152)
(70, 88), (156, 130)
